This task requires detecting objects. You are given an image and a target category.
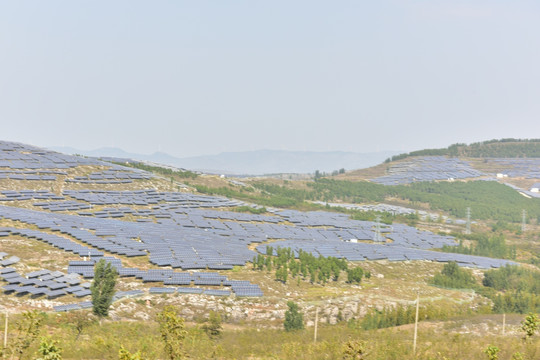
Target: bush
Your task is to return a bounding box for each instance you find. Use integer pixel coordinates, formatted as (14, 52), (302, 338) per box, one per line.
(284, 301), (304, 332)
(347, 267), (364, 284)
(431, 261), (476, 289)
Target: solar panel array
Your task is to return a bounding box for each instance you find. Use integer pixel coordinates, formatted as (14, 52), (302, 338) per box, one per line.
(0, 265), (90, 299)
(66, 169), (151, 184)
(0, 140), (153, 182)
(64, 258), (259, 296)
(0, 171), (61, 181)
(372, 156), (485, 185)
(0, 141), (109, 169)
(486, 158), (540, 179)
(312, 201), (441, 221)
(0, 194), (514, 273)
(502, 183), (540, 199)
(53, 290), (144, 312)
(0, 140), (527, 310)
(0, 190), (64, 202)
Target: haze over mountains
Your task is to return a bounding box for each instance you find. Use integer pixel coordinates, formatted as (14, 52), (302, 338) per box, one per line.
(50, 147), (400, 175)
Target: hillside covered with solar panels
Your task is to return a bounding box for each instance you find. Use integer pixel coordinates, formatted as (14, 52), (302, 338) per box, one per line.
(1, 139), (536, 318)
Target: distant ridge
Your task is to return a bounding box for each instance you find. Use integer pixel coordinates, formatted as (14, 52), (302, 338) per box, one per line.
(386, 139), (540, 163)
(50, 147), (400, 175)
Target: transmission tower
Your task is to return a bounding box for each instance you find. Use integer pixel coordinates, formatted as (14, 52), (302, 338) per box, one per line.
(522, 209), (527, 233)
(373, 215), (383, 242)
(465, 207), (471, 235)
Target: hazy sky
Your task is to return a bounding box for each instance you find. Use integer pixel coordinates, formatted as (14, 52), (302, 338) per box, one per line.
(1, 1), (539, 157)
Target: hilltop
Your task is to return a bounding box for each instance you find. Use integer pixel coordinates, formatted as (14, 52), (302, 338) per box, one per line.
(386, 139), (540, 162)
(51, 146), (399, 175)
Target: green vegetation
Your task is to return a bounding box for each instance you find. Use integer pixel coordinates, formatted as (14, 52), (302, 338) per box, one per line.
(7, 310), (540, 359)
(36, 338), (63, 360)
(91, 259), (118, 318)
(521, 313), (540, 340)
(483, 265), (540, 314)
(346, 267), (365, 284)
(353, 301), (481, 331)
(314, 168), (346, 178)
(310, 179), (540, 223)
(386, 139), (540, 162)
(391, 181), (539, 222)
(118, 346), (145, 360)
(201, 311), (223, 339)
(342, 338), (368, 360)
(195, 172), (540, 224)
(252, 247), (367, 285)
(483, 345), (500, 360)
(194, 184), (305, 208)
(441, 233), (517, 260)
(2, 310), (45, 360)
(156, 306), (187, 360)
(427, 263), (540, 315)
(233, 205), (267, 214)
(284, 301), (304, 331)
(114, 161), (198, 179)
(430, 262), (476, 289)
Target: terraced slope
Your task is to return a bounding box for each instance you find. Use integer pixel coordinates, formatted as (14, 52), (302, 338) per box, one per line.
(0, 140), (520, 314)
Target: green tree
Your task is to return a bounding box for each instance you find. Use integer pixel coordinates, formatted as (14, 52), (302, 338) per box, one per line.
(284, 301), (304, 331)
(431, 261), (476, 289)
(202, 311), (223, 339)
(342, 338), (368, 359)
(484, 345), (500, 360)
(347, 267), (364, 284)
(62, 310), (95, 340)
(512, 352), (524, 360)
(156, 306), (187, 360)
(91, 259), (118, 318)
(118, 346), (145, 360)
(7, 310), (44, 360)
(276, 266), (288, 283)
(36, 338), (63, 360)
(521, 313), (540, 340)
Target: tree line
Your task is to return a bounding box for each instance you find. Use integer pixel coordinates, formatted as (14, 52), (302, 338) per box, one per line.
(252, 246), (369, 285)
(441, 233), (517, 260)
(431, 262), (540, 315)
(385, 139), (540, 162)
(113, 161), (199, 179)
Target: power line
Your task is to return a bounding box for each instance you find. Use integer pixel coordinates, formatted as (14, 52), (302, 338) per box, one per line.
(465, 207), (471, 235)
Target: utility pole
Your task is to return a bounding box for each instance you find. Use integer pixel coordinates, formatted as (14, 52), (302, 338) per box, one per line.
(413, 292), (420, 356)
(502, 313), (506, 336)
(314, 307), (319, 344)
(465, 207), (471, 235)
(3, 311), (7, 349)
(522, 210), (527, 233)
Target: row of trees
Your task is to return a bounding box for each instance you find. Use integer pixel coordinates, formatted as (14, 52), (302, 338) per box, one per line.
(307, 179), (540, 223)
(114, 161), (199, 179)
(430, 262), (540, 315)
(252, 246), (368, 285)
(385, 139), (540, 162)
(314, 168), (346, 179)
(430, 261), (476, 289)
(441, 234), (517, 260)
(197, 169), (540, 224)
(483, 265), (540, 314)
(0, 305), (223, 360)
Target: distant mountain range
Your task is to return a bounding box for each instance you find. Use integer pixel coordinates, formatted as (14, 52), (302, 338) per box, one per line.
(49, 147), (400, 175)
